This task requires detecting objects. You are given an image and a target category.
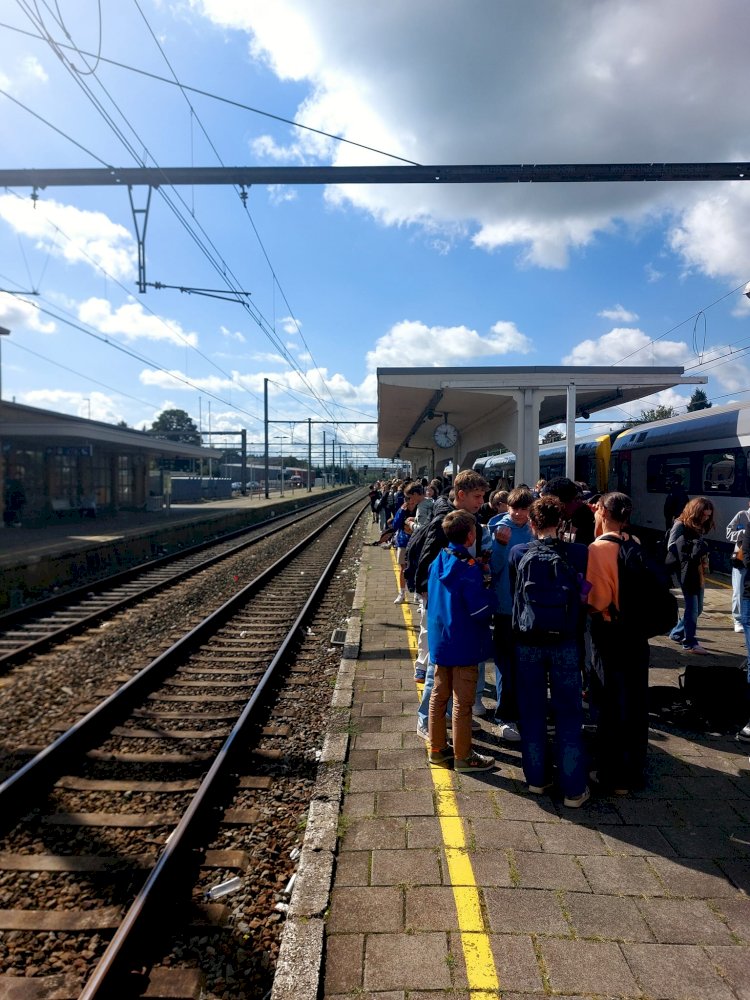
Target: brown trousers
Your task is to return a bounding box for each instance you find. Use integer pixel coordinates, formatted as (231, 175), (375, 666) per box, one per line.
(428, 663), (479, 761)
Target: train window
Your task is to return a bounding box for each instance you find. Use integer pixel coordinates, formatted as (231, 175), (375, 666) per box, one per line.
(646, 454), (691, 493)
(701, 451), (737, 494)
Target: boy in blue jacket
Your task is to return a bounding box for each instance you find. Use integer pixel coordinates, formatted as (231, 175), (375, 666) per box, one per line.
(427, 509), (496, 772)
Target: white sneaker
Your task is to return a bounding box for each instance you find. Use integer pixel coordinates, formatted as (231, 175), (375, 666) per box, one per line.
(564, 786), (590, 808)
(735, 623), (744, 633)
(738, 721), (750, 742)
(416, 720), (429, 741)
(393, 593), (405, 604)
(495, 720), (521, 742)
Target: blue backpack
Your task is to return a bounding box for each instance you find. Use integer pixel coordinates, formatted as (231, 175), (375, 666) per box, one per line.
(512, 540), (580, 638)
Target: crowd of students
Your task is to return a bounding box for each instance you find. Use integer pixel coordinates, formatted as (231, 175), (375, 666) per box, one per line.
(369, 469), (750, 806)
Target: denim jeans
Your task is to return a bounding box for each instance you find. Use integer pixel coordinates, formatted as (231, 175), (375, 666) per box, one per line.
(515, 640), (587, 798)
(733, 567), (746, 625)
(669, 587), (704, 648)
(740, 598), (750, 683)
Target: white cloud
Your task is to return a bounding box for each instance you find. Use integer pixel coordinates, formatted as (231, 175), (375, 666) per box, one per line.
(645, 263), (664, 283)
(562, 328), (689, 367)
(365, 319), (533, 371)
(20, 56), (48, 84)
(280, 316), (301, 335)
(0, 292), (55, 333)
(598, 304), (639, 322)
(220, 325), (246, 343)
(0, 195), (137, 280)
(193, 0), (750, 273)
(20, 388), (124, 423)
(78, 298), (199, 348)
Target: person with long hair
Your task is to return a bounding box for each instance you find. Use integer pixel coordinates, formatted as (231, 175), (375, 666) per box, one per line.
(667, 497), (715, 654)
(586, 491), (648, 794)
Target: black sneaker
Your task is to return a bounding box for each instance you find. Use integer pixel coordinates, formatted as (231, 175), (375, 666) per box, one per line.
(454, 751), (494, 772)
(428, 747), (454, 767)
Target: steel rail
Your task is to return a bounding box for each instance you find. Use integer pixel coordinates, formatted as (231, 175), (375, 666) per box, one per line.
(77, 499), (363, 998)
(0, 494), (364, 825)
(0, 491), (349, 671)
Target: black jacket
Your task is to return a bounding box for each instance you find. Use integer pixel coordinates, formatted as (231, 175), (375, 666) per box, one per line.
(415, 496), (482, 595)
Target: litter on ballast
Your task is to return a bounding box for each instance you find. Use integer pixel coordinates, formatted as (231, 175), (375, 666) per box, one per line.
(274, 901), (289, 913)
(205, 876), (242, 900)
(282, 873), (297, 896)
(290, 846), (301, 861)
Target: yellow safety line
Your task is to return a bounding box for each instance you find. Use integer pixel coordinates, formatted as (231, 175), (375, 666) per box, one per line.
(389, 549), (500, 994)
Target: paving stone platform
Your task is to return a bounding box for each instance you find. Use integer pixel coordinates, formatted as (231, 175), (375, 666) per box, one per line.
(322, 524), (750, 1000)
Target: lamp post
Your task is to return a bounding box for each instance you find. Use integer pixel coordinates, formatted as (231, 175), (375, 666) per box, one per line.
(0, 326), (9, 529)
(274, 435), (287, 496)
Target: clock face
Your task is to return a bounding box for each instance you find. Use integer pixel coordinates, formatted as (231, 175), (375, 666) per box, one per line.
(434, 422), (458, 448)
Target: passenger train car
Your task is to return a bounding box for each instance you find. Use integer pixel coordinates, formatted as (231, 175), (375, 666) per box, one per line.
(474, 402), (750, 565)
(608, 402), (750, 556)
(473, 430), (617, 494)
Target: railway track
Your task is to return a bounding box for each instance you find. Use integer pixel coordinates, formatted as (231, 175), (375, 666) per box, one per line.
(0, 495), (366, 999)
(0, 490), (356, 672)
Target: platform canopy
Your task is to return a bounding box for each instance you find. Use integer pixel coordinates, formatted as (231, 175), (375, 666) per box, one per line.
(377, 366), (706, 484)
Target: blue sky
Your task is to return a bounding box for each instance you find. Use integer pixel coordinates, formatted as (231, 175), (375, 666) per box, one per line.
(1, 0), (749, 464)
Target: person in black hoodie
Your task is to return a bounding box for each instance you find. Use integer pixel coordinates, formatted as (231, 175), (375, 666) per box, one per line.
(667, 497), (714, 654)
(542, 477), (595, 546)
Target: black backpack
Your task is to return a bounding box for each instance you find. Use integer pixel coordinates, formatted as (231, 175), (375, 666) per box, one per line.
(403, 521), (430, 593)
(512, 540), (580, 638)
(604, 535), (678, 638)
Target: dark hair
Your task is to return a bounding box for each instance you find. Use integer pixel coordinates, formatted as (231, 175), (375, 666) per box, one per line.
(442, 508), (476, 544)
(507, 486), (534, 509)
(598, 491), (633, 524)
(542, 477), (577, 504)
(679, 496), (715, 534)
(528, 495), (564, 530)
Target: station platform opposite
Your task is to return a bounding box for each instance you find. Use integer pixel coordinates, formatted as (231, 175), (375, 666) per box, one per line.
(322, 526), (750, 999)
(0, 486), (343, 609)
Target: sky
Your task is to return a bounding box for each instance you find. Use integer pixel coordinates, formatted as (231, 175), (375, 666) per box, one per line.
(1, 0), (750, 466)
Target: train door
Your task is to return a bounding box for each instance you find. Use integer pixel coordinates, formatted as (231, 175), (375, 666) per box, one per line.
(609, 450), (631, 493)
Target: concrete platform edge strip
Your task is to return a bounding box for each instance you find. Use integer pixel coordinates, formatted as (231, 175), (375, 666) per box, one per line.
(271, 610), (362, 1000)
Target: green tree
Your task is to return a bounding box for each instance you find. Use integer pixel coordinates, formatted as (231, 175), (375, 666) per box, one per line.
(541, 428), (565, 444)
(150, 408), (200, 445)
(631, 404), (677, 425)
(687, 388), (712, 412)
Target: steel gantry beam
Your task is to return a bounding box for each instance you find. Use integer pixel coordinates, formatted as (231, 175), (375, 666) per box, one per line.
(0, 162), (749, 189)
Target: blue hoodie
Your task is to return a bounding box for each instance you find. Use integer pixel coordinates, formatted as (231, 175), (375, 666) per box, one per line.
(488, 511), (533, 615)
(427, 543), (493, 666)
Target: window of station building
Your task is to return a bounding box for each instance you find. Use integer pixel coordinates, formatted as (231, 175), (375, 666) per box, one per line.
(646, 454), (691, 493)
(116, 455), (133, 505)
(90, 451), (111, 506)
(48, 452), (78, 503)
(701, 450), (739, 494)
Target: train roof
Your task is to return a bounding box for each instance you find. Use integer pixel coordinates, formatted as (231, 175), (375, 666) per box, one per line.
(475, 429), (616, 470)
(611, 401), (750, 451)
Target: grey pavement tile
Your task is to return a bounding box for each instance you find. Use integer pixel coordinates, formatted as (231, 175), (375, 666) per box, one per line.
(376, 789), (435, 817)
(710, 896), (750, 942)
(334, 850), (370, 887)
(513, 850), (591, 891)
(718, 858), (750, 894)
(406, 816), (447, 848)
(460, 850), (513, 887)
(352, 716), (386, 733)
(405, 886), (461, 930)
(357, 677), (404, 691)
(370, 848), (442, 886)
(678, 775), (750, 799)
(361, 702), (405, 717)
(342, 792), (376, 817)
(661, 824), (748, 859)
(470, 817), (541, 852)
(493, 792), (561, 822)
(484, 887), (569, 935)
(348, 769), (404, 793)
(353, 731), (404, 750)
(381, 714), (419, 732)
(401, 732), (425, 749)
(324, 932), (364, 994)
(579, 855), (666, 896)
(353, 690), (386, 704)
(341, 817), (407, 851)
(637, 898), (735, 944)
(599, 823), (678, 856)
(648, 856), (738, 898)
(615, 798), (682, 825)
(539, 938), (640, 996)
(632, 774), (693, 798)
(704, 945), (750, 999)
(439, 791), (499, 818)
(329, 994), (403, 1000)
(559, 797), (625, 824)
(564, 891), (654, 942)
(348, 749), (379, 770)
(327, 885), (404, 933)
(363, 932), (452, 991)
(377, 748), (425, 769)
(449, 930), (544, 993)
(403, 768), (435, 789)
(622, 942), (737, 999)
(672, 798), (747, 827)
(534, 822), (608, 855)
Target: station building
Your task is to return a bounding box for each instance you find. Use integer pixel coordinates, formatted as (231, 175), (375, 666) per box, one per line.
(0, 400), (221, 525)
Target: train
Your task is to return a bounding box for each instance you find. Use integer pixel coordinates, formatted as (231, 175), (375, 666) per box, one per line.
(473, 402), (750, 561)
